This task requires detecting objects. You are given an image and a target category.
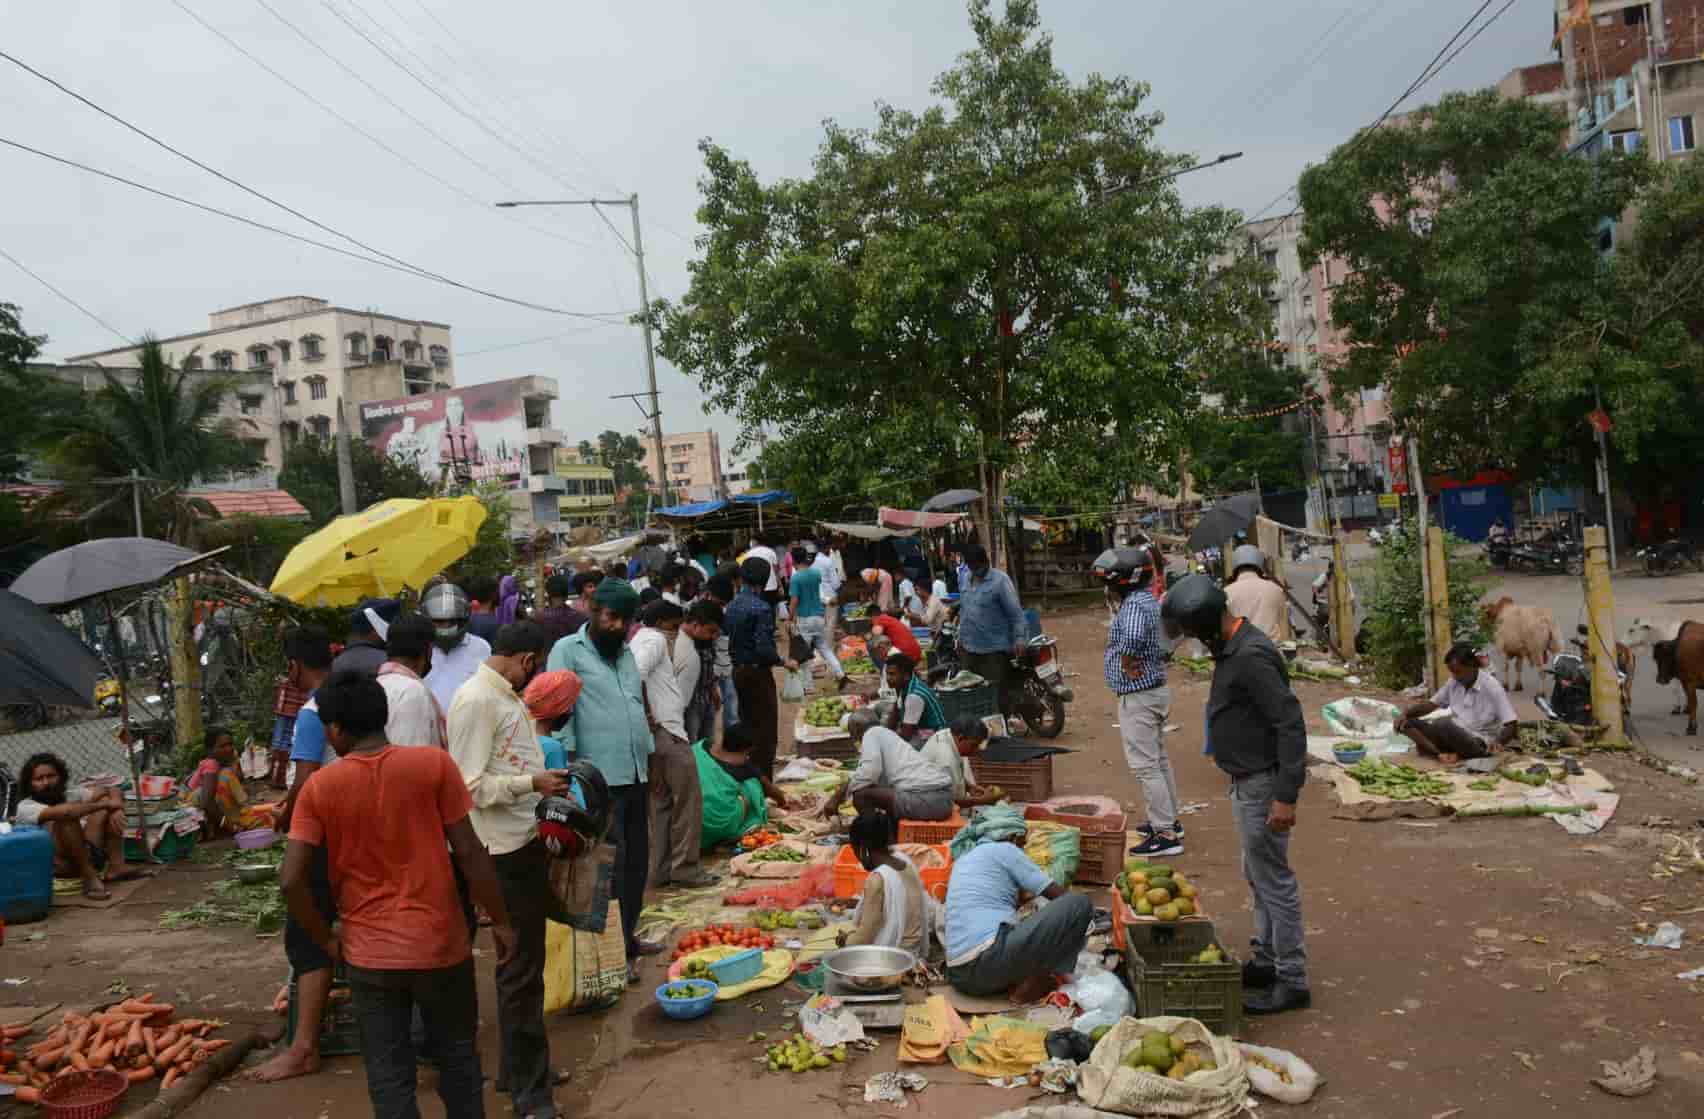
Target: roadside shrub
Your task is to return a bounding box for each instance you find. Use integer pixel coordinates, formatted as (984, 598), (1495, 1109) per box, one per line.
(1360, 528), (1491, 689)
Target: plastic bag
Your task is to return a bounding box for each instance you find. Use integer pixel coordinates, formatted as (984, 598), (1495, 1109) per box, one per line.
(1321, 697), (1402, 749)
(1062, 968), (1134, 1037)
(542, 899), (625, 1014)
(781, 667), (808, 703)
(1238, 1042), (1323, 1104)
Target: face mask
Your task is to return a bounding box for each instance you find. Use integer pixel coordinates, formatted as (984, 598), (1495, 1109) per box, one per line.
(433, 624), (463, 652)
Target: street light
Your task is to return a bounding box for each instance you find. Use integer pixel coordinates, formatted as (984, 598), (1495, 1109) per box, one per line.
(495, 195), (670, 506)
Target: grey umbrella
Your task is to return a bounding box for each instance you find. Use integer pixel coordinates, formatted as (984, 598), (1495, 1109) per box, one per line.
(921, 488), (982, 512)
(10, 538), (224, 608)
(1187, 493), (1261, 552)
(0, 589), (104, 708)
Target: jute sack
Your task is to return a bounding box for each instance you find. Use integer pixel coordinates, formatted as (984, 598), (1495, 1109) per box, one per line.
(1075, 1016), (1247, 1118)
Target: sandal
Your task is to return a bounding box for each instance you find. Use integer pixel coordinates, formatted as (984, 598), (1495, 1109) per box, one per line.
(102, 868), (153, 884)
(82, 882), (112, 901)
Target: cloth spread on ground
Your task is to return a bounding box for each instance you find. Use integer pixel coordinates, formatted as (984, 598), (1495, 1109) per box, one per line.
(729, 838), (836, 878)
(1320, 755), (1616, 831)
(669, 945), (795, 999)
(899, 995), (971, 1064)
(947, 1015), (1051, 1077)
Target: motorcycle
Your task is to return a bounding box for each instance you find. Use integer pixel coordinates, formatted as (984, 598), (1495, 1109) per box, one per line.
(1535, 625), (1624, 726)
(1485, 536), (1512, 569)
(1639, 538), (1699, 577)
(1507, 539), (1583, 576)
(926, 624), (1071, 738)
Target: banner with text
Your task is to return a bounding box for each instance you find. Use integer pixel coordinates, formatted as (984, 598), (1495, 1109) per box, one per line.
(359, 378), (530, 485)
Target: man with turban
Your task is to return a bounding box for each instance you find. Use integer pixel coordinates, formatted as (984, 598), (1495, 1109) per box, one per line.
(546, 578), (661, 981)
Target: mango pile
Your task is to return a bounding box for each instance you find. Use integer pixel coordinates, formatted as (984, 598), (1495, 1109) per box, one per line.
(804, 696), (849, 727)
(1114, 859), (1200, 921)
(764, 1033), (847, 1073)
(1120, 1029), (1218, 1081)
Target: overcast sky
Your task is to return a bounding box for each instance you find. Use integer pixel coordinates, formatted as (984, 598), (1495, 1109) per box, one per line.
(3, 0), (1558, 461)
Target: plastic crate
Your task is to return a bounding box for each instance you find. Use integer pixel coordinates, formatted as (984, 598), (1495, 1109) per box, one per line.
(897, 809), (964, 847)
(833, 843), (953, 902)
(709, 947), (764, 987)
(1070, 827), (1129, 885)
(286, 962), (361, 1057)
(845, 617), (873, 636)
(936, 681), (998, 724)
(976, 756), (1053, 803)
(797, 734), (857, 761)
(1122, 926), (1242, 1036)
(1109, 886), (1212, 953)
(122, 828), (198, 864)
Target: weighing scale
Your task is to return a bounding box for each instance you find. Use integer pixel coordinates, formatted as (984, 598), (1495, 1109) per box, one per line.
(821, 974), (908, 1030)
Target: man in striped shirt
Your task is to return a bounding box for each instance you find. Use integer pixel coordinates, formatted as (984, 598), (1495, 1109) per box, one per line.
(1098, 547), (1184, 858)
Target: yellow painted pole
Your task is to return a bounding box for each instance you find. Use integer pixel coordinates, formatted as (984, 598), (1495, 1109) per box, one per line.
(1425, 526), (1451, 689)
(1256, 516), (1290, 639)
(1331, 532), (1356, 659)
(1583, 525), (1623, 740)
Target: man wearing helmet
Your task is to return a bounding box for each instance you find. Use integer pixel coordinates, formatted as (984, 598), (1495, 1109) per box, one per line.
(422, 583), (493, 714)
(1162, 574), (1311, 1016)
(1097, 547), (1184, 859)
(1224, 545), (1290, 640)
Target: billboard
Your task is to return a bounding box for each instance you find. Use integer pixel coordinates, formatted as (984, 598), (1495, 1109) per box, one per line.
(359, 378), (530, 485)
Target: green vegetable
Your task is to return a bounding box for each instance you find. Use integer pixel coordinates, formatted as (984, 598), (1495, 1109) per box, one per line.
(1346, 758), (1452, 799)
(666, 981), (714, 999)
(751, 845), (808, 863)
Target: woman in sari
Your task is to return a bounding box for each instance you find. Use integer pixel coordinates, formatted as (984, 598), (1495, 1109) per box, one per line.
(696, 724), (792, 848)
(188, 727), (273, 835)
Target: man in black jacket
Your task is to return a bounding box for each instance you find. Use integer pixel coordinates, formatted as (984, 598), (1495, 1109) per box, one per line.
(1162, 574), (1311, 1016)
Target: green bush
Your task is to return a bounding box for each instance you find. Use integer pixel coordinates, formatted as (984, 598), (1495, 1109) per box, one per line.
(1360, 528), (1491, 689)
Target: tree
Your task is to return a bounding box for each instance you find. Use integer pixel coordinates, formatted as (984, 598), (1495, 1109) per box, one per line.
(655, 0), (1262, 555)
(0, 303), (78, 483)
(453, 482), (515, 583)
(1297, 90), (1649, 481)
(1186, 355), (1309, 494)
(279, 434), (433, 526)
(579, 430), (652, 493)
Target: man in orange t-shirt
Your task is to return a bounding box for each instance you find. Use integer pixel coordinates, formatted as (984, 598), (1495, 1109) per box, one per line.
(284, 671), (515, 1119)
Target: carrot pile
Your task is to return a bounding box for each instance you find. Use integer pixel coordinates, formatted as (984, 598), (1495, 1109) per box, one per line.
(0, 995), (229, 1105)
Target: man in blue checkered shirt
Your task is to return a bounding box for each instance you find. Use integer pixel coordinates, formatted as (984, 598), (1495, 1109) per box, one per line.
(1097, 546), (1184, 858)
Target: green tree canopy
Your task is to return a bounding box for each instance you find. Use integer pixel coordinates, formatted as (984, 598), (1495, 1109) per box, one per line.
(655, 0), (1262, 549)
(578, 430), (652, 492)
(280, 432), (433, 526)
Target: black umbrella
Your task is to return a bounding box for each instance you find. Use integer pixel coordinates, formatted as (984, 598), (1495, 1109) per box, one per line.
(10, 538), (225, 608)
(921, 488), (982, 512)
(1187, 493), (1261, 552)
(0, 589), (104, 708)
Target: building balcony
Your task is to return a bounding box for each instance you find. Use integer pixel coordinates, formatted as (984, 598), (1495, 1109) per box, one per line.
(526, 474), (566, 494)
(558, 494), (617, 511)
(526, 426), (564, 447)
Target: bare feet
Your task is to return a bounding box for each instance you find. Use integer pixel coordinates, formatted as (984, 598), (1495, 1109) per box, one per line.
(1438, 753), (1460, 766)
(1008, 973), (1057, 1005)
(103, 866), (152, 884)
(250, 1044), (321, 1082)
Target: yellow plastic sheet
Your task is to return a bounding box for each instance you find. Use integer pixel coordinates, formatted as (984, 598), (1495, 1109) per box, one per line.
(947, 1014), (1051, 1077)
(899, 995), (970, 1064)
(670, 945), (796, 1000)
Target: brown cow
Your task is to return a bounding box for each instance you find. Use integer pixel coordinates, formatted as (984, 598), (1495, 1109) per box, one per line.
(1652, 620), (1704, 735)
(1481, 596), (1559, 693)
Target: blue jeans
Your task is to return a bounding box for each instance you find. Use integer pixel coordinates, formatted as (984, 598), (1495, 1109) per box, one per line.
(718, 675), (740, 729)
(348, 958), (483, 1119)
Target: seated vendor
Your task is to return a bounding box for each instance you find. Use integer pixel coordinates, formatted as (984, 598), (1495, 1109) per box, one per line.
(906, 582), (949, 639)
(885, 653), (947, 743)
(869, 607), (923, 666)
(919, 715), (1001, 808)
(836, 808), (929, 959)
(189, 726), (273, 836)
(822, 709), (955, 821)
(13, 751), (144, 899)
(1396, 642), (1518, 765)
(707, 723), (794, 814)
(943, 806), (1093, 1002)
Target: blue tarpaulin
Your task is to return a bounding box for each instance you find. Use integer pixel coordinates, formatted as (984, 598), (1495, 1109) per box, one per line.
(732, 491), (794, 506)
(655, 499), (728, 519)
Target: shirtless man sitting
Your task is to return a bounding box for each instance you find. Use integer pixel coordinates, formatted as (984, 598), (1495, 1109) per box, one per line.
(13, 752), (143, 899)
(1395, 643), (1518, 765)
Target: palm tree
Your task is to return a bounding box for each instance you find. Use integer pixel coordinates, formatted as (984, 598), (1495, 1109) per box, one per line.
(42, 335), (260, 746)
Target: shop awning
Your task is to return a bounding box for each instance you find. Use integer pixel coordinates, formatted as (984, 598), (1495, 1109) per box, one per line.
(816, 520), (914, 541)
(878, 506), (967, 530)
(655, 499), (728, 519)
(732, 490), (794, 506)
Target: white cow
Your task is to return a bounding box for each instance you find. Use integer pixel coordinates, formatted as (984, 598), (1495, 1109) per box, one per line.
(1625, 617), (1691, 714)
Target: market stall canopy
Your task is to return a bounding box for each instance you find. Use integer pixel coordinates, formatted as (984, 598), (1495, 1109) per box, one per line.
(655, 498), (729, 519)
(921, 488), (982, 512)
(815, 520), (915, 542)
(270, 495), (486, 607)
(879, 507), (968, 531)
(1186, 493), (1261, 551)
(557, 531), (654, 568)
(0, 588), (105, 708)
(733, 490), (794, 506)
(10, 538), (228, 608)
(655, 490), (797, 521)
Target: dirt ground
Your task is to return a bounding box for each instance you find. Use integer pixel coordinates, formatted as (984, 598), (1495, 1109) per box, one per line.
(6, 603), (1704, 1118)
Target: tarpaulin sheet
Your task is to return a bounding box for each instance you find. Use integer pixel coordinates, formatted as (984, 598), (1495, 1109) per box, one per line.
(733, 491), (794, 506)
(879, 507), (967, 530)
(656, 499), (729, 519)
(816, 520), (913, 541)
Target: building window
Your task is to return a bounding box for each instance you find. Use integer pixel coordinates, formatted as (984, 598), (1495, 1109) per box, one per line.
(1624, 4), (1648, 25)
(277, 340), (291, 362)
(672, 462), (689, 475)
(239, 393), (262, 415)
(402, 340), (421, 363)
(248, 345), (270, 369)
(280, 381), (296, 405)
(1671, 115), (1697, 153)
(308, 415), (331, 439)
(372, 335), (393, 362)
(346, 333), (367, 360)
(212, 350), (236, 371)
(429, 344), (449, 369)
(1611, 130), (1642, 155)
(300, 334), (323, 360)
(307, 375), (328, 401)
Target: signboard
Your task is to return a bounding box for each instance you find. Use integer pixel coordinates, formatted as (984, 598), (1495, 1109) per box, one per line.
(1377, 493), (1399, 510)
(359, 378), (531, 485)
(1386, 441), (1408, 480)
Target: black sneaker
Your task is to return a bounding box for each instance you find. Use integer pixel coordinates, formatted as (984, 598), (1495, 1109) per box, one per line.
(1128, 832), (1184, 858)
(1244, 983), (1311, 1015)
(1135, 822), (1185, 840)
(1241, 961), (1276, 988)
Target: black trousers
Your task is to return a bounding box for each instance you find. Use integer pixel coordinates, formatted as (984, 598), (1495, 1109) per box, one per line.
(733, 665), (780, 780)
(962, 650), (1012, 717)
(608, 782), (650, 952)
(491, 840), (555, 1119)
(348, 959), (483, 1119)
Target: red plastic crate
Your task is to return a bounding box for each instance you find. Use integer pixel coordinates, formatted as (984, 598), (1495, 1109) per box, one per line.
(833, 843), (953, 902)
(897, 808), (964, 846)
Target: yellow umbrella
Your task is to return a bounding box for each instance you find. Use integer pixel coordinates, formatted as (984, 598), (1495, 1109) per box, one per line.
(270, 496), (488, 606)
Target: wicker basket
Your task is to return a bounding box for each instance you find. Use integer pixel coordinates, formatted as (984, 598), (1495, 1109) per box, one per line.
(39, 1069), (128, 1119)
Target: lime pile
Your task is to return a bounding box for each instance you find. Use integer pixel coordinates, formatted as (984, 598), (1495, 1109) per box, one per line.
(804, 697), (849, 727)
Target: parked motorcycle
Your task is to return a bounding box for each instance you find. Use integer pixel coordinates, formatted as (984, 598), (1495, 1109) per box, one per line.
(1535, 625), (1624, 726)
(1639, 538), (1699, 577)
(925, 623), (1071, 738)
(1507, 539), (1583, 576)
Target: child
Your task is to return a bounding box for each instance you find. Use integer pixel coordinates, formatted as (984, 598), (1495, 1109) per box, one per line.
(836, 808), (930, 960)
(270, 673), (310, 788)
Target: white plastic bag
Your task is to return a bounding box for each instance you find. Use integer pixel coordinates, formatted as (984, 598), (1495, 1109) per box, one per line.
(781, 667), (808, 703)
(1238, 1042), (1322, 1104)
(1062, 968), (1133, 1037)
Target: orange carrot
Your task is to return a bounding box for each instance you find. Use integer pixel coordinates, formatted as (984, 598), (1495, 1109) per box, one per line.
(126, 1066), (156, 1083)
(123, 1001), (174, 1017)
(155, 1027), (179, 1048)
(69, 1049), (89, 1071)
(143, 1026), (158, 1062)
(89, 1040), (114, 1066)
(125, 1018), (144, 1057)
(14, 1086), (38, 1104)
(199, 1039), (230, 1052)
(161, 1066), (180, 1090)
(156, 1037), (192, 1067)
(0, 1072), (26, 1085)
(136, 992), (156, 1004)
(30, 1044), (63, 1069)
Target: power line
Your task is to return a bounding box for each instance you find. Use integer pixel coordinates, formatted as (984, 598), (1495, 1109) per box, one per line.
(458, 322), (624, 357)
(0, 134), (635, 320)
(0, 242), (132, 344)
(171, 0), (596, 252)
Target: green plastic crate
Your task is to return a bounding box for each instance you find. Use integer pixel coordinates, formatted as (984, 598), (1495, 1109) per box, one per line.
(1122, 922), (1243, 1036)
(123, 829), (198, 863)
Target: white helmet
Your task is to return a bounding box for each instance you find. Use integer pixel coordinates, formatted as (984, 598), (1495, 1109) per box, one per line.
(421, 583), (471, 651)
(1231, 544), (1266, 575)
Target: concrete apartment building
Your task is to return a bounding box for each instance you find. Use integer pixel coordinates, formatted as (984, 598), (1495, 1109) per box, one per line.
(66, 296), (455, 469)
(723, 460), (754, 497)
(553, 446), (618, 528)
(642, 430), (725, 503)
(1553, 0), (1703, 170)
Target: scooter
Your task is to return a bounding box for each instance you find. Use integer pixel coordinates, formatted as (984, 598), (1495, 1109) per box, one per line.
(1639, 538), (1699, 576)
(1535, 625), (1624, 726)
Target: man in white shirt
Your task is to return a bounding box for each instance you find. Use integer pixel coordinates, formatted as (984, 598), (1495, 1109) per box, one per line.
(907, 582), (950, 638)
(918, 716), (1000, 808)
(1396, 642), (1519, 764)
(821, 710), (955, 822)
(422, 584), (492, 714)
(1224, 545), (1290, 640)
(376, 613), (446, 748)
(446, 621), (566, 1119)
(741, 538), (782, 596)
(812, 541), (843, 637)
(631, 600), (713, 887)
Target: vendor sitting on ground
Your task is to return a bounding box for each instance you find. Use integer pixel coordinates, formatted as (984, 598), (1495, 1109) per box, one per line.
(13, 752), (143, 899)
(943, 805), (1093, 1002)
(699, 723), (795, 848)
(821, 709), (955, 822)
(885, 652), (947, 743)
(835, 808), (930, 959)
(919, 715), (1002, 808)
(188, 726), (274, 836)
(1396, 642), (1518, 764)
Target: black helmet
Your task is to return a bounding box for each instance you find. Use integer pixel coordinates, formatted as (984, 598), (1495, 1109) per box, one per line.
(1160, 574), (1228, 644)
(1090, 547), (1154, 592)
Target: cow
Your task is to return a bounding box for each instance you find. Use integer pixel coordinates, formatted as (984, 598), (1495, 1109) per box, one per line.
(1652, 620), (1704, 735)
(1481, 596), (1559, 693)
(1625, 617), (1691, 715)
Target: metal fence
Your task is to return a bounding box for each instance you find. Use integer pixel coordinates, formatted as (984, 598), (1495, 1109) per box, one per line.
(0, 714), (133, 791)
